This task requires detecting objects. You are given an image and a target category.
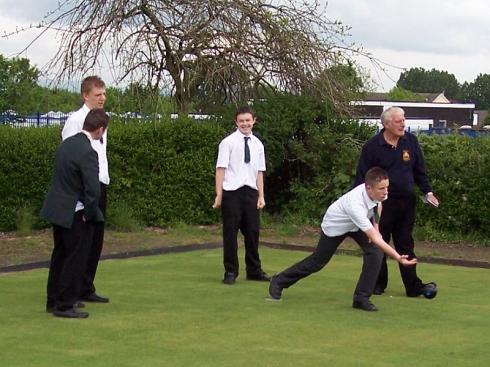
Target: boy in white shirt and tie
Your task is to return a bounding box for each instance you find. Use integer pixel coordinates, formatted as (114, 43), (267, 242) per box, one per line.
(213, 106), (269, 285)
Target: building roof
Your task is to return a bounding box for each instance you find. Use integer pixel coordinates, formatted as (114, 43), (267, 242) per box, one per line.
(365, 92), (450, 103)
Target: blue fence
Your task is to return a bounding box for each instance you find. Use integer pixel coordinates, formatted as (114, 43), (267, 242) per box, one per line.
(370, 125), (490, 138)
(0, 111), (70, 128)
(418, 127), (490, 138)
(0, 111), (213, 127)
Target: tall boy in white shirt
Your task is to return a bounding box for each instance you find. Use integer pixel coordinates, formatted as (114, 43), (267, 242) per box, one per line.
(61, 75), (110, 304)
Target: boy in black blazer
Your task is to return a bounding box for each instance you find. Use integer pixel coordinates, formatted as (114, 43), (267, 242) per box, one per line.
(41, 109), (108, 318)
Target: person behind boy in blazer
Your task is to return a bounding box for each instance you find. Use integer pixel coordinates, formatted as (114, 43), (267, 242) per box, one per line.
(62, 75), (110, 304)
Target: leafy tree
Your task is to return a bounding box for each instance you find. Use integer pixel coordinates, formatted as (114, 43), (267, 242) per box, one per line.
(461, 73), (490, 110)
(16, 0), (367, 115)
(387, 86), (425, 102)
(397, 67), (461, 99)
(484, 114), (490, 126)
(196, 62), (369, 116)
(32, 86), (80, 113)
(313, 62), (368, 101)
(106, 83), (173, 116)
(0, 53), (174, 115)
(0, 55), (39, 113)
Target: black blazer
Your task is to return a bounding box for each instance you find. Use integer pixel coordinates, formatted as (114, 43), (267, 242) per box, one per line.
(41, 132), (104, 228)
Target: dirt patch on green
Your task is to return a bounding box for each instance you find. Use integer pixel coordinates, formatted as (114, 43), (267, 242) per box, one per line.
(1, 226), (489, 270)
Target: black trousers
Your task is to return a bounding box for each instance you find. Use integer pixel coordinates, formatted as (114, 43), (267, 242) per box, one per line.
(47, 211), (93, 310)
(376, 195), (423, 296)
(221, 186), (262, 276)
(80, 183), (107, 297)
(275, 230), (383, 301)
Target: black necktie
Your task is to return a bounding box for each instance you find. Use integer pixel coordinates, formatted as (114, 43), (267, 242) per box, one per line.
(373, 204), (380, 224)
(244, 137), (250, 163)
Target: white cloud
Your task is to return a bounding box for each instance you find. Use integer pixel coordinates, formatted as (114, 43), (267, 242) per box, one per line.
(1, 0), (489, 91)
(356, 47), (490, 91)
(0, 11), (117, 88)
(0, 14), (58, 69)
(0, 0), (61, 22)
(327, 0), (490, 90)
(328, 0), (490, 54)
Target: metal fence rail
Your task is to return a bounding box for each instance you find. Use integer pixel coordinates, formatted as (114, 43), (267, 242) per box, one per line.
(2, 111), (489, 137)
(0, 111), (212, 127)
(418, 127), (490, 138)
(0, 111), (70, 128)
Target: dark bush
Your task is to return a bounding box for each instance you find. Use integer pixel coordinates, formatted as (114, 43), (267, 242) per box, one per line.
(250, 94), (375, 221)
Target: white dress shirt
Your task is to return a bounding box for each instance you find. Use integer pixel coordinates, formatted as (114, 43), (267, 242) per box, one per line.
(62, 104), (109, 212)
(62, 104), (110, 185)
(216, 129), (266, 191)
(321, 184), (380, 237)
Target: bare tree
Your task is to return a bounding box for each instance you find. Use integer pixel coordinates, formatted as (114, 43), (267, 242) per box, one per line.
(8, 0), (368, 115)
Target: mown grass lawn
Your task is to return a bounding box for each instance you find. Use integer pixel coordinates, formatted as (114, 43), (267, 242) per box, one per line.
(0, 247), (488, 367)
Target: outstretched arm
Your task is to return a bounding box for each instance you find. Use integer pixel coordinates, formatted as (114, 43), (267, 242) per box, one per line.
(364, 227), (417, 266)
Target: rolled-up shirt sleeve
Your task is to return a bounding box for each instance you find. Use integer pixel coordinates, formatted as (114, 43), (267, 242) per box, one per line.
(216, 140), (230, 168)
(257, 144), (266, 172)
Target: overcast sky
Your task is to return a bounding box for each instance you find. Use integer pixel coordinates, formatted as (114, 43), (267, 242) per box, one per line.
(0, 0), (489, 91)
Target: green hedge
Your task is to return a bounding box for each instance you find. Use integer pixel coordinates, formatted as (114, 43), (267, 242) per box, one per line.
(108, 118), (226, 226)
(0, 118), (227, 230)
(0, 126), (60, 230)
(2, 97), (490, 241)
(417, 134), (490, 238)
(1, 96), (374, 231)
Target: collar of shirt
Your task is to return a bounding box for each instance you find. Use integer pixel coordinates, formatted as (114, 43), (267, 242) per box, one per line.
(80, 130), (93, 141)
(362, 184), (379, 210)
(82, 104), (91, 115)
(236, 129), (253, 138)
(377, 128), (407, 147)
